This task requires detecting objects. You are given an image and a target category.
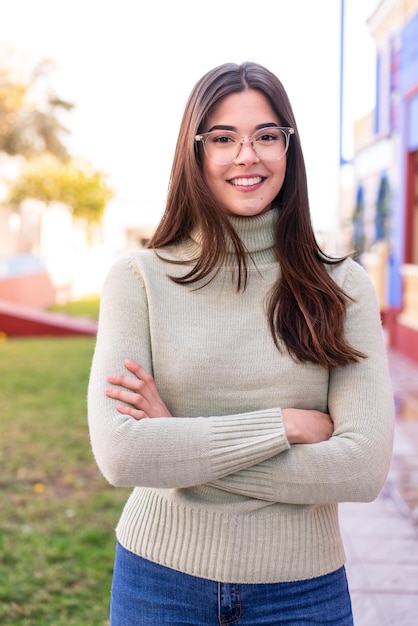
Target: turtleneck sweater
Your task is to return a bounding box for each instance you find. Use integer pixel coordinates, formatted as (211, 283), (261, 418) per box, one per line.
(88, 209), (394, 583)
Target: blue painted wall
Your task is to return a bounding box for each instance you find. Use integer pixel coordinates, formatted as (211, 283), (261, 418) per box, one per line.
(388, 12), (418, 308)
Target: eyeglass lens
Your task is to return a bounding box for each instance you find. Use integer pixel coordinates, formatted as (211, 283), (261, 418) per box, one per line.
(203, 128), (290, 164)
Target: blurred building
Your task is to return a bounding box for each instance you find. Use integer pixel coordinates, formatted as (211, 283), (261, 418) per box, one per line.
(0, 197), (111, 307)
(349, 0), (418, 363)
(0, 189), (157, 309)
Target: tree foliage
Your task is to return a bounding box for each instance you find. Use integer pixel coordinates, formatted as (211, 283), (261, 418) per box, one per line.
(0, 48), (72, 161)
(0, 47), (114, 227)
(375, 175), (391, 241)
(8, 156), (114, 226)
(352, 185), (365, 261)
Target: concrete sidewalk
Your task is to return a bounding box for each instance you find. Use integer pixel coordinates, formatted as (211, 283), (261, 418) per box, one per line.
(340, 348), (418, 626)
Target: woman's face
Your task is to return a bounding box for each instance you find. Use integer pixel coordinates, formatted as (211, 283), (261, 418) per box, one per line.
(201, 89), (287, 218)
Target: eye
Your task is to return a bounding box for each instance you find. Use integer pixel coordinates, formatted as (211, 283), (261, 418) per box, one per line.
(256, 129), (282, 143)
(209, 131), (237, 144)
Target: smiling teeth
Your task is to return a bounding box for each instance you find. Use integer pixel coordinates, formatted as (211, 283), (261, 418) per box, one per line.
(230, 176), (262, 187)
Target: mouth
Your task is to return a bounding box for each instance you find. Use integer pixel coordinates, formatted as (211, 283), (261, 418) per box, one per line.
(228, 176), (264, 187)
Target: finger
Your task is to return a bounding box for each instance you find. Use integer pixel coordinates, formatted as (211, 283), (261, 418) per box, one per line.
(105, 387), (149, 411)
(124, 360), (154, 384)
(122, 366), (160, 403)
(106, 373), (141, 394)
(116, 403), (149, 420)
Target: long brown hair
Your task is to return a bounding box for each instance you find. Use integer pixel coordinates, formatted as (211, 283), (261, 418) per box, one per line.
(149, 62), (364, 367)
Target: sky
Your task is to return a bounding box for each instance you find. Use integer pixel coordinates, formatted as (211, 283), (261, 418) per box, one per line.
(0, 0), (380, 237)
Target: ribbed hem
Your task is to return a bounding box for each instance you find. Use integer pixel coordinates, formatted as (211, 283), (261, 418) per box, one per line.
(116, 488), (346, 584)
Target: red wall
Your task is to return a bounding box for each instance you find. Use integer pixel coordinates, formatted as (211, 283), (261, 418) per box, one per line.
(0, 300), (97, 337)
(0, 272), (56, 309)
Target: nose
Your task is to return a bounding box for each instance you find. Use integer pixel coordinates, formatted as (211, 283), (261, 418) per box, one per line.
(234, 138), (260, 164)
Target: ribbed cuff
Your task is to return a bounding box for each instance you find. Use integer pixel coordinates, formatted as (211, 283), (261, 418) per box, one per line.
(210, 408), (289, 478)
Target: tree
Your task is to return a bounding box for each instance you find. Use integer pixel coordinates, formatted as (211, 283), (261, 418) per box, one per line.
(0, 46), (72, 161)
(7, 155), (114, 228)
(375, 175), (391, 241)
(352, 185), (365, 262)
(1, 47), (114, 230)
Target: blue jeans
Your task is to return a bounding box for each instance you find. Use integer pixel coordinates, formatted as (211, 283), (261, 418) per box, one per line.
(110, 542), (354, 625)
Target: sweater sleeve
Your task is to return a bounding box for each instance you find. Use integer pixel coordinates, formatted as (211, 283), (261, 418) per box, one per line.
(208, 261), (395, 504)
(87, 254), (290, 489)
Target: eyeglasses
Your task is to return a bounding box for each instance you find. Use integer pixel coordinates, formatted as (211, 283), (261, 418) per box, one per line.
(195, 126), (294, 165)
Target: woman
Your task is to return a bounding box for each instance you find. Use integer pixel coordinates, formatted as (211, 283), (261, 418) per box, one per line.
(88, 62), (394, 625)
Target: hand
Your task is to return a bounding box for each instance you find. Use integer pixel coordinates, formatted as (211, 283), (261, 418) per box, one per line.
(282, 408), (333, 444)
(105, 360), (172, 420)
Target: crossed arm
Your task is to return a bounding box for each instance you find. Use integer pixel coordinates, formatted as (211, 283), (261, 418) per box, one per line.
(105, 359), (334, 445)
(88, 254), (394, 504)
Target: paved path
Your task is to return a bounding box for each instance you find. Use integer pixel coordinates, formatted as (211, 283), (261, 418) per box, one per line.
(340, 348), (418, 625)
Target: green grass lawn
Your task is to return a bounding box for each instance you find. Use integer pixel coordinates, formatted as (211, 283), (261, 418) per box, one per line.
(47, 295), (100, 320)
(0, 336), (129, 626)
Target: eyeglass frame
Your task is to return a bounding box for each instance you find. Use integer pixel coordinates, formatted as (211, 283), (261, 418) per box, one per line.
(194, 126), (295, 164)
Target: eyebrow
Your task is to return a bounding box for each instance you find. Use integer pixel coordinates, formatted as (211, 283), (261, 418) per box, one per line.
(206, 122), (280, 132)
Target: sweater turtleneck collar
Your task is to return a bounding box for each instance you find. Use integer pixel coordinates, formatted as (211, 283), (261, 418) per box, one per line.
(226, 208), (278, 254)
(187, 208), (279, 263)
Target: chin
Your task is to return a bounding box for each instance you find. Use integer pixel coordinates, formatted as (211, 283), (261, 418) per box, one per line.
(226, 206), (271, 217)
